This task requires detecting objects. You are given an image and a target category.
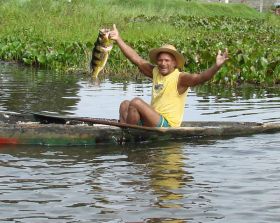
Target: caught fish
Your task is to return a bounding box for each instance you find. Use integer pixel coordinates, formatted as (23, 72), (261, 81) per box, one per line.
(90, 28), (113, 78)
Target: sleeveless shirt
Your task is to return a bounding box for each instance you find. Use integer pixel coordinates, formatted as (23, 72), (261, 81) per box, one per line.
(151, 67), (189, 127)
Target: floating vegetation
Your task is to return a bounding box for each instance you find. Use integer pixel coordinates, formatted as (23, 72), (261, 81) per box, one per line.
(0, 29), (90, 72)
(0, 0), (279, 85)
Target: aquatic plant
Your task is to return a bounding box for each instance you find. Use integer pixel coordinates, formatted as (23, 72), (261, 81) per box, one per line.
(0, 0), (279, 84)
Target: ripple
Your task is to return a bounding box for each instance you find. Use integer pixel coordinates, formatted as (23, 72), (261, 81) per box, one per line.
(1, 62), (280, 222)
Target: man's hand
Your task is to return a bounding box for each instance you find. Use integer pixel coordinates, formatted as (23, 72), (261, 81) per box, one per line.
(216, 48), (229, 68)
(108, 24), (119, 41)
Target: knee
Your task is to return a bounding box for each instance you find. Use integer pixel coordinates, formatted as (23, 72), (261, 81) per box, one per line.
(120, 100), (130, 107)
(129, 97), (143, 108)
(119, 100), (130, 112)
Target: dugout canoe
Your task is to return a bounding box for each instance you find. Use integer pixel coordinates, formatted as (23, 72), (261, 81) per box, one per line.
(0, 112), (280, 146)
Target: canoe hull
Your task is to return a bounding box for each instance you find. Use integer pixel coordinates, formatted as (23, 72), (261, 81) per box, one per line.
(1, 112), (280, 146)
(0, 123), (124, 146)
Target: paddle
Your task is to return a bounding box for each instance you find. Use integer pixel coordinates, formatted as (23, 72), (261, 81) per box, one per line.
(32, 112), (168, 132)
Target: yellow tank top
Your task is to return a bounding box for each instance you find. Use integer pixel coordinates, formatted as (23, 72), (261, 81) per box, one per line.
(151, 67), (189, 127)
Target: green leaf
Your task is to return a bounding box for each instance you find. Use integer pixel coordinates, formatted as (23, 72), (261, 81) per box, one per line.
(260, 57), (268, 68)
(37, 55), (47, 64)
(23, 58), (32, 65)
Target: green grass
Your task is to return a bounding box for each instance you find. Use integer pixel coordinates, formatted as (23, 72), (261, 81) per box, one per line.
(0, 0), (265, 42)
(0, 0), (279, 85)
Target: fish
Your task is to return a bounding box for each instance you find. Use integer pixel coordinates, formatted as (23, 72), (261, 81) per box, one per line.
(90, 28), (113, 78)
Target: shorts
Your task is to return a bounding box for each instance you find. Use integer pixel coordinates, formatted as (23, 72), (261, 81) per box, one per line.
(137, 115), (170, 127)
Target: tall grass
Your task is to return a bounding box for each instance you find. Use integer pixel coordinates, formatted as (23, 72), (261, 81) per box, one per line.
(0, 0), (265, 42)
(0, 0), (279, 84)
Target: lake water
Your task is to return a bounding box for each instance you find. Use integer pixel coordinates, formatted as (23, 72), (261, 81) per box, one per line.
(0, 61), (280, 222)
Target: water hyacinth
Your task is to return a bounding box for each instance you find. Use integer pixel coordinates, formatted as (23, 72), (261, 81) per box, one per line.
(0, 0), (279, 84)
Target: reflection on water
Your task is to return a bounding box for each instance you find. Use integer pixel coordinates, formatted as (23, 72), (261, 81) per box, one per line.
(1, 135), (280, 222)
(0, 62), (80, 114)
(1, 61), (280, 124)
(147, 146), (191, 208)
(0, 62), (280, 222)
(0, 142), (212, 222)
(187, 85), (280, 123)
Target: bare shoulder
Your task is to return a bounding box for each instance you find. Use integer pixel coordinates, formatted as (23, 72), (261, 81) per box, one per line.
(139, 62), (154, 78)
(178, 72), (192, 86)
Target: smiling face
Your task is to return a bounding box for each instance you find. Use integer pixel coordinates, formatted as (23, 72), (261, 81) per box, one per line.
(156, 52), (177, 76)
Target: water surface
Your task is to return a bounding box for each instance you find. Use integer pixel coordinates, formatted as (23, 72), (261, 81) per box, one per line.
(0, 62), (280, 222)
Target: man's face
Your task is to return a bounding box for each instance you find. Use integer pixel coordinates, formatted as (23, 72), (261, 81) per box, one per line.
(156, 52), (177, 75)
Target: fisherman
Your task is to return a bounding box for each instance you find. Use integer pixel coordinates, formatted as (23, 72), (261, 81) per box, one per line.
(109, 24), (229, 127)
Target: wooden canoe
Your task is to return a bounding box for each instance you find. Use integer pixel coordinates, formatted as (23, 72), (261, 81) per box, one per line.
(0, 112), (280, 146)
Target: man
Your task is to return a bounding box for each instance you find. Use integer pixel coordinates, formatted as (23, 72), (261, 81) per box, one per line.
(109, 24), (228, 127)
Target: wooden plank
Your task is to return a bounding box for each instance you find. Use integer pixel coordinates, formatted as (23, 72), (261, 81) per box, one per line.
(32, 112), (169, 132)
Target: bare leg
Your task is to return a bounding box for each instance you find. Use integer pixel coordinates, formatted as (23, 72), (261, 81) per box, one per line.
(119, 100), (130, 123)
(125, 97), (161, 127)
(126, 102), (141, 125)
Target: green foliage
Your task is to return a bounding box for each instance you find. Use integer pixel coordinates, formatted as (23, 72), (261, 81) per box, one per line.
(0, 0), (279, 85)
(0, 29), (89, 70)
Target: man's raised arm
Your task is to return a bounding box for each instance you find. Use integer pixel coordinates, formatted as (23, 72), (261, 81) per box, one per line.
(109, 24), (154, 77)
(179, 48), (229, 88)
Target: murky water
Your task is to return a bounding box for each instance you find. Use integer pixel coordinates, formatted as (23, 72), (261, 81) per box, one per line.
(0, 62), (280, 222)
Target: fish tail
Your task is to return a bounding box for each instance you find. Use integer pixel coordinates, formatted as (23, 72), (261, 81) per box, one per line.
(92, 67), (102, 78)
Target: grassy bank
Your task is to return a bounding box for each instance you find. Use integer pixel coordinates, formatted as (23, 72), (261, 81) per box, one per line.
(0, 0), (279, 84)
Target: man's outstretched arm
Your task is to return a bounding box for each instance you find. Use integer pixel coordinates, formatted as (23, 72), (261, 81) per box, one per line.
(179, 49), (229, 89)
(109, 24), (154, 77)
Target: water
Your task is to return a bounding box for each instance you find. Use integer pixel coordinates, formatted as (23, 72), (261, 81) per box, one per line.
(0, 62), (280, 222)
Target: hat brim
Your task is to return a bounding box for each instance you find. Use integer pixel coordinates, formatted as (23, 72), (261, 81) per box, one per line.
(149, 47), (185, 69)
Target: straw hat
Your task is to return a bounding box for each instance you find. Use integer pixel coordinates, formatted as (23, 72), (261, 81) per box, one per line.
(149, 44), (185, 69)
